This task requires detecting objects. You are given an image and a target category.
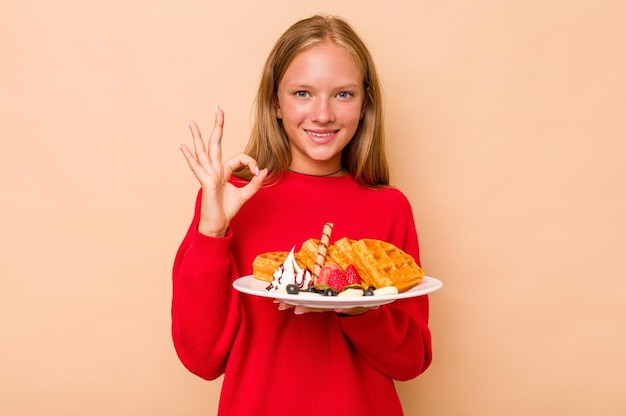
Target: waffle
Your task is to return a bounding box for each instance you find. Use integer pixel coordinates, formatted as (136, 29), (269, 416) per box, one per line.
(252, 251), (288, 282)
(328, 237), (357, 269)
(294, 238), (320, 272)
(296, 238), (338, 277)
(350, 239), (424, 292)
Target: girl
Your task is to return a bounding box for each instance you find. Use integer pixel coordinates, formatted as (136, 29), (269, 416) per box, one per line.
(173, 15), (432, 415)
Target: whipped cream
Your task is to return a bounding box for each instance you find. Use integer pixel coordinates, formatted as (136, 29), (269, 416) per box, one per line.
(266, 246), (312, 292)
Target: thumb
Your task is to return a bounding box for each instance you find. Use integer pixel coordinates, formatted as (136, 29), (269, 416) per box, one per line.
(238, 168), (268, 203)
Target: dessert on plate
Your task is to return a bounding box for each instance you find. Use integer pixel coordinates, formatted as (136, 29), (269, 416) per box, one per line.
(252, 223), (424, 297)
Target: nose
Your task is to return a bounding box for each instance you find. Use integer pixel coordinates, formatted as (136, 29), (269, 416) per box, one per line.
(310, 97), (335, 124)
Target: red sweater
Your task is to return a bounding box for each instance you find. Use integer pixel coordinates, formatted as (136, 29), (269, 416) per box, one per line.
(172, 172), (432, 415)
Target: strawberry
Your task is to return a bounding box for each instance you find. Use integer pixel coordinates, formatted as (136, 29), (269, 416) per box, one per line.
(326, 268), (348, 292)
(317, 264), (340, 286)
(343, 264), (361, 286)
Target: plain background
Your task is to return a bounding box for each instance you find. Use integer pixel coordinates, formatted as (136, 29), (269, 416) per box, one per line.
(2, 0), (625, 415)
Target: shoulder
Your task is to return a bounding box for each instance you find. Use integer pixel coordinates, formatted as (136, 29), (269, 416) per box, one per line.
(374, 185), (411, 202)
(358, 185), (413, 210)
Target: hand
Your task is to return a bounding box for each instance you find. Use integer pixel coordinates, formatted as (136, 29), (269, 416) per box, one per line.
(179, 107), (268, 237)
(276, 301), (373, 316)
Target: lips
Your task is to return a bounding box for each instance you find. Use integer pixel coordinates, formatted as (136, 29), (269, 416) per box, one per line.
(305, 129), (339, 144)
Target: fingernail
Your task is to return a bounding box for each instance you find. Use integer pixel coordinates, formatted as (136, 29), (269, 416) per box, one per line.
(254, 166), (260, 176)
(215, 105), (220, 114)
(293, 309), (304, 315)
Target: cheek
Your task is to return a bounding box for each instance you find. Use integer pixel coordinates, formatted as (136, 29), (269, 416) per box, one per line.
(281, 105), (308, 123)
(339, 107), (364, 127)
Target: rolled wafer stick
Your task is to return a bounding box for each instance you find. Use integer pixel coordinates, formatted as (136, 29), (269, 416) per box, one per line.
(312, 222), (334, 283)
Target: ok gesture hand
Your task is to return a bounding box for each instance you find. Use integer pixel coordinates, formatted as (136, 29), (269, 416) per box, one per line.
(179, 107), (267, 237)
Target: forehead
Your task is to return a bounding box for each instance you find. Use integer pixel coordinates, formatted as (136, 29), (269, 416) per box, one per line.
(280, 42), (363, 86)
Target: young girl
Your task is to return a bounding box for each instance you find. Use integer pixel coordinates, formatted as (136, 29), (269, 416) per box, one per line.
(173, 15), (432, 415)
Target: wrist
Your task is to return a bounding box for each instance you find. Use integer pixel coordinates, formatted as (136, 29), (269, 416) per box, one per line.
(197, 222), (228, 238)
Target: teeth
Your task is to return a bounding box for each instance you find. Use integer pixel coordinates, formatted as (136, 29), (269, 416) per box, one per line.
(309, 131), (333, 137)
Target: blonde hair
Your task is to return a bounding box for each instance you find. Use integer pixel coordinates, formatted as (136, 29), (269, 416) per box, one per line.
(237, 15), (389, 187)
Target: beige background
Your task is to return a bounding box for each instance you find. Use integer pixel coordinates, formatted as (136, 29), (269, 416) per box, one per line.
(2, 0), (625, 415)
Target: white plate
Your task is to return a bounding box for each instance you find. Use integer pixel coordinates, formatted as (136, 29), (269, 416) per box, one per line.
(233, 275), (443, 309)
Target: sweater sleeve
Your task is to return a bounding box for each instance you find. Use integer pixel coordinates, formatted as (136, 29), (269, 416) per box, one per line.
(337, 296), (431, 381)
(337, 190), (432, 381)
(171, 191), (241, 380)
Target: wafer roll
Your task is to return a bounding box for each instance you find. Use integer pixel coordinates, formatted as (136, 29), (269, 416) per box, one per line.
(312, 222), (334, 283)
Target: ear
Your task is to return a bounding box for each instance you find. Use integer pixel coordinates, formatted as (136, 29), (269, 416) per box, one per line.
(360, 97), (368, 119)
(273, 96), (282, 119)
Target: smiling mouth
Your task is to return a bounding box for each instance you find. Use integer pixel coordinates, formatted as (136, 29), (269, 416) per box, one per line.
(306, 130), (338, 138)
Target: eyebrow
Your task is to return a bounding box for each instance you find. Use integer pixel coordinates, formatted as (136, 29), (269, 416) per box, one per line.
(287, 82), (362, 90)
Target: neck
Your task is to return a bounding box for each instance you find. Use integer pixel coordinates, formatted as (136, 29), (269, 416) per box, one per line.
(287, 167), (344, 177)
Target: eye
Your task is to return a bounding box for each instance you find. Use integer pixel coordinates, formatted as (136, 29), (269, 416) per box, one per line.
(294, 91), (309, 98)
(337, 91), (354, 99)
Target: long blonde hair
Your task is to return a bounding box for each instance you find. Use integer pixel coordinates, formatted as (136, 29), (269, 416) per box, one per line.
(237, 15), (389, 187)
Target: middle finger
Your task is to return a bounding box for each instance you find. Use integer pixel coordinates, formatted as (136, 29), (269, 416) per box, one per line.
(207, 106), (224, 166)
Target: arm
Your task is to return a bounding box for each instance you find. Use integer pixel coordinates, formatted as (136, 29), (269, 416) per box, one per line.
(337, 296), (431, 381)
(172, 109), (267, 378)
(338, 192), (432, 380)
(171, 193), (241, 380)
